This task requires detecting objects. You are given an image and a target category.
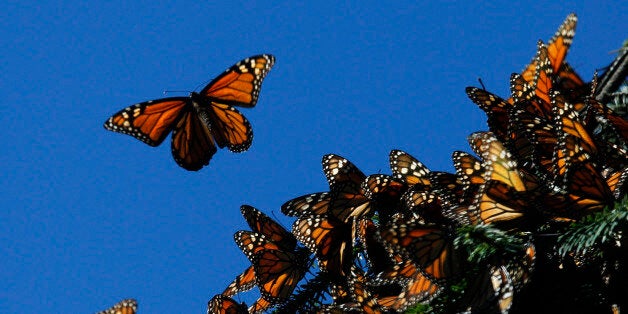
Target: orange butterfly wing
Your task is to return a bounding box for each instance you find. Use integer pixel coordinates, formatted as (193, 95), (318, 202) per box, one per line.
(208, 295), (248, 314)
(198, 55), (275, 153)
(104, 98), (189, 146)
(252, 249), (308, 303)
(201, 55), (275, 108)
(96, 299), (137, 314)
(203, 102), (253, 152)
(222, 266), (256, 297)
(170, 107), (217, 170)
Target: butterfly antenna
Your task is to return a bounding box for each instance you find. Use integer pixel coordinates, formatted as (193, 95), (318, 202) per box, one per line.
(163, 90), (191, 95)
(478, 77), (487, 90)
(270, 211), (290, 229)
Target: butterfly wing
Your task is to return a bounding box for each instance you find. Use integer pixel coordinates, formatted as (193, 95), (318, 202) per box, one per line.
(96, 299), (137, 314)
(222, 266), (256, 297)
(240, 205), (296, 251)
(170, 106), (218, 171)
(292, 215), (353, 277)
(252, 249), (307, 303)
(200, 54), (275, 108)
(281, 192), (331, 217)
(202, 102), (253, 152)
(466, 87), (512, 141)
(207, 295), (248, 314)
(323, 154), (370, 222)
(234, 231), (280, 261)
(389, 150), (431, 187)
(104, 98), (189, 146)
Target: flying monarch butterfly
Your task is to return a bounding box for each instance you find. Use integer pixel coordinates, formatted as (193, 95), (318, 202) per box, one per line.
(96, 299), (137, 314)
(104, 54), (275, 171)
(207, 295), (248, 314)
(292, 214), (353, 277)
(378, 215), (459, 283)
(389, 150), (431, 188)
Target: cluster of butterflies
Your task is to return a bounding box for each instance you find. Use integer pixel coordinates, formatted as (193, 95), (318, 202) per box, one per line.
(104, 54), (275, 171)
(206, 13), (628, 314)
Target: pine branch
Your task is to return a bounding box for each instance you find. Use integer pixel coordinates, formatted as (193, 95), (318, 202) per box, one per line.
(455, 224), (526, 264)
(557, 197), (628, 258)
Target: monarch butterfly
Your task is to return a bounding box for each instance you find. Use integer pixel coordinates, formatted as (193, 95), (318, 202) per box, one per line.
(241, 205), (296, 251)
(104, 54), (275, 171)
(428, 171), (466, 205)
(378, 215), (458, 283)
(376, 258), (441, 311)
(465, 87), (512, 142)
(587, 97), (628, 145)
(207, 295), (248, 314)
(401, 189), (448, 224)
(222, 266), (256, 297)
(224, 206), (297, 296)
(531, 41), (555, 107)
(323, 154), (371, 222)
(96, 299), (137, 314)
(281, 192), (331, 217)
(552, 90), (598, 187)
(605, 167), (628, 200)
(234, 231), (309, 304)
(389, 150), (431, 188)
(462, 266), (514, 314)
(362, 174), (407, 222)
(249, 297), (271, 314)
(452, 151), (485, 195)
(251, 248), (309, 303)
(340, 266), (385, 314)
(508, 101), (557, 173)
(521, 13), (577, 82)
(467, 132), (538, 226)
(355, 218), (395, 275)
(510, 73), (554, 122)
(292, 214), (353, 277)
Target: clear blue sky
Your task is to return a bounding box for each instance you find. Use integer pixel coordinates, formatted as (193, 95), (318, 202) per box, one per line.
(1, 1), (626, 313)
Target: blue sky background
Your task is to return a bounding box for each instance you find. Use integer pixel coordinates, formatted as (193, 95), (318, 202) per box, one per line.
(1, 1), (626, 313)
